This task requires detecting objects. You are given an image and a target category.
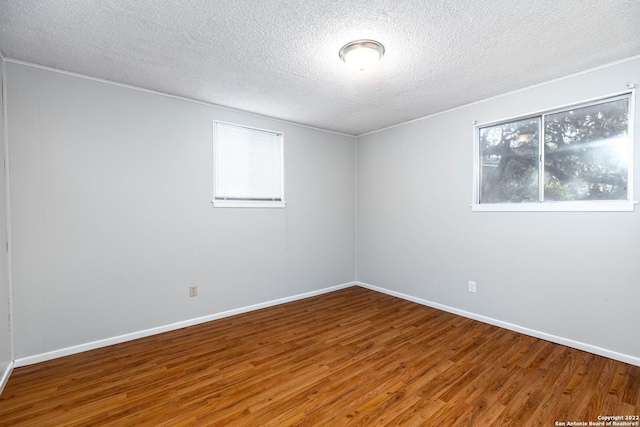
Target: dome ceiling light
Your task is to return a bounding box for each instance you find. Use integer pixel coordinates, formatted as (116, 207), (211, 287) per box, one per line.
(339, 39), (385, 72)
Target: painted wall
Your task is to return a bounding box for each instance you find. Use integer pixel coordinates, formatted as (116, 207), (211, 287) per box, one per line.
(0, 61), (13, 384)
(6, 62), (356, 360)
(6, 55), (639, 365)
(357, 57), (640, 360)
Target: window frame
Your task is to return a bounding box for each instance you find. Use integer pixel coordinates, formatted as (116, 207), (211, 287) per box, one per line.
(472, 90), (636, 212)
(212, 120), (286, 208)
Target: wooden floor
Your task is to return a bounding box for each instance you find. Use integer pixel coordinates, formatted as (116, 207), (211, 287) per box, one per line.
(1, 287), (639, 426)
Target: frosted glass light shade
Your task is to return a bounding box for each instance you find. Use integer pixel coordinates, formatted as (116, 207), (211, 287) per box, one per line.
(339, 40), (385, 72)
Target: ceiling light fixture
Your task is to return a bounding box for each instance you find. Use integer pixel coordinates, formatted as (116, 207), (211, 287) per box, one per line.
(517, 133), (535, 143)
(339, 40), (385, 72)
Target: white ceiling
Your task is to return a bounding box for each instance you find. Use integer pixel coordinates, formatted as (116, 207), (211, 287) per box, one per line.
(1, 1), (639, 136)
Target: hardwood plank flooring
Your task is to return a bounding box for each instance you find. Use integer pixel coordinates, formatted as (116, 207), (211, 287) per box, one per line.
(1, 286), (638, 426)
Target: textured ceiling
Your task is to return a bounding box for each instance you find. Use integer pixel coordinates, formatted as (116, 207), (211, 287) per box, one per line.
(1, 1), (639, 135)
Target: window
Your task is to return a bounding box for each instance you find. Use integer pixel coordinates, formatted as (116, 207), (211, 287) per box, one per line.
(213, 121), (285, 208)
(473, 92), (634, 211)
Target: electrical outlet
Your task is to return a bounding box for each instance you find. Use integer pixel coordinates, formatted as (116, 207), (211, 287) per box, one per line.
(468, 281), (477, 293)
(189, 286), (198, 297)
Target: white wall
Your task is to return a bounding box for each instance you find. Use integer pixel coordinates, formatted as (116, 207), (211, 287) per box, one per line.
(357, 57), (640, 362)
(6, 61), (356, 360)
(0, 60), (13, 388)
(5, 55), (640, 367)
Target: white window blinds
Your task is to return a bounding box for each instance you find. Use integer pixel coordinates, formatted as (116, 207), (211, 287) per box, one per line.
(214, 121), (285, 207)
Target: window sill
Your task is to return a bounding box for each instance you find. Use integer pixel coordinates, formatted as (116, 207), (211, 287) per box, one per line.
(471, 201), (636, 212)
(212, 200), (286, 208)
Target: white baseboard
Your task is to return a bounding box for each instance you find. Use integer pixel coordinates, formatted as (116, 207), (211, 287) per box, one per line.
(357, 282), (640, 367)
(0, 361), (14, 395)
(15, 280), (639, 368)
(14, 281), (357, 367)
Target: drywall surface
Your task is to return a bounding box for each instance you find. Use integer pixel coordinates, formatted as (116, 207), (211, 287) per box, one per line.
(2, 2), (639, 135)
(357, 57), (640, 359)
(0, 62), (12, 381)
(7, 62), (356, 359)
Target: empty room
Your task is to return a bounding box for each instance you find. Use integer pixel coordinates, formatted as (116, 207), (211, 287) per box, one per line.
(0, 1), (639, 425)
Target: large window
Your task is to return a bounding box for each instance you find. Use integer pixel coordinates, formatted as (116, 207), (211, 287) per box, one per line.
(213, 121), (285, 208)
(473, 92), (634, 211)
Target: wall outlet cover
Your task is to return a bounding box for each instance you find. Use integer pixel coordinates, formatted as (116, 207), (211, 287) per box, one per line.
(468, 281), (477, 293)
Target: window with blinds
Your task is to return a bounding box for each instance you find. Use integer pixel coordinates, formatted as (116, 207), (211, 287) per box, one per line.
(213, 121), (285, 208)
